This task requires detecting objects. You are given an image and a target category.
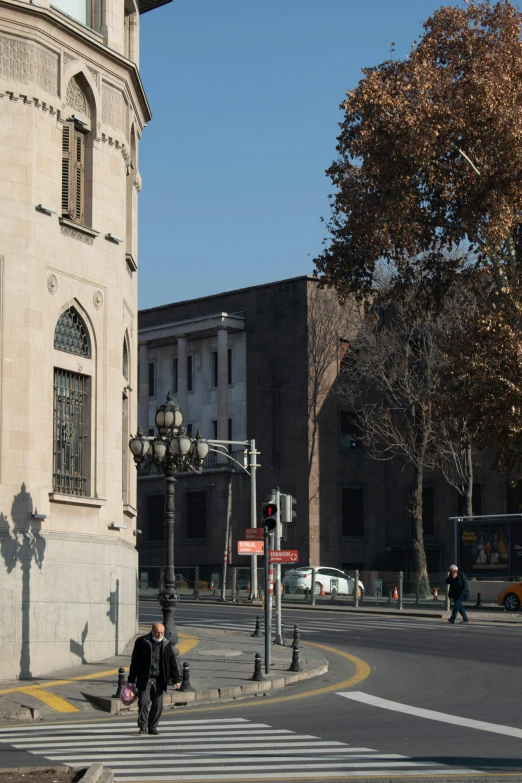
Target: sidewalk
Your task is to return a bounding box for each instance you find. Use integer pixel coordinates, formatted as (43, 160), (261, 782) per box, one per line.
(140, 590), (522, 622)
(0, 626), (329, 723)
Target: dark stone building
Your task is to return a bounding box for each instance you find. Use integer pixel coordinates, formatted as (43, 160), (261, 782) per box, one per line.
(137, 275), (512, 588)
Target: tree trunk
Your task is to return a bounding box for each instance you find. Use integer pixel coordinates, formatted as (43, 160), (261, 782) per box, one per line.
(412, 464), (430, 598)
(464, 443), (473, 517)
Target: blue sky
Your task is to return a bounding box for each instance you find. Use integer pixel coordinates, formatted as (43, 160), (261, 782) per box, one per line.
(138, 0), (470, 310)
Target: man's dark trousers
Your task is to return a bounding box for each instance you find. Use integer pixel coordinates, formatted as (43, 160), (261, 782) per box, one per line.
(138, 678), (165, 731)
(450, 597), (469, 623)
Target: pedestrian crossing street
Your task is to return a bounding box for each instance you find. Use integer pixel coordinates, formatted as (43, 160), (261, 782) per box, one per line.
(0, 716), (480, 781)
(175, 613), (514, 636)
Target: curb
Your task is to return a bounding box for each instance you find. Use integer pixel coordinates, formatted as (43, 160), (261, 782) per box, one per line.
(83, 761), (114, 783)
(83, 663), (328, 714)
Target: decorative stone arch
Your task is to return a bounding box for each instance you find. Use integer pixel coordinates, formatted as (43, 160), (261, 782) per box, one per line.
(122, 330), (130, 381)
(126, 124), (138, 251)
(62, 66), (100, 126)
(54, 297), (97, 360)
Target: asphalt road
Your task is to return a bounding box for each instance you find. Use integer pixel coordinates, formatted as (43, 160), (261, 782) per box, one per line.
(140, 599), (522, 779)
(0, 600), (520, 782)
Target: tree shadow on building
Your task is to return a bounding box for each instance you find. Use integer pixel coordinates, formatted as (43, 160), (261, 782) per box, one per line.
(107, 578), (119, 656)
(0, 483), (46, 679)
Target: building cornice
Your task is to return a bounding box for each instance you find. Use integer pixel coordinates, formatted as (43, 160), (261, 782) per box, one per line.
(0, 0), (152, 123)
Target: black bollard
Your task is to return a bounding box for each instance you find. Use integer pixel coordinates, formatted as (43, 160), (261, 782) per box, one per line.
(251, 653), (264, 681)
(476, 592), (482, 608)
(292, 624), (300, 648)
(180, 661), (193, 691)
(251, 615), (262, 637)
(113, 667), (126, 698)
(288, 641), (302, 672)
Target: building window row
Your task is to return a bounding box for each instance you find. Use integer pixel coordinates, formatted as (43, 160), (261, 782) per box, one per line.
(149, 350), (234, 399)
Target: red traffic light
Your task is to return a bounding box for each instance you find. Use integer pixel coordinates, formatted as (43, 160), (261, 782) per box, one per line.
(265, 503), (277, 517)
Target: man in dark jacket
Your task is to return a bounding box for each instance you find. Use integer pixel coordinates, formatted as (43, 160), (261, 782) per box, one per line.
(446, 564), (470, 624)
(128, 623), (180, 735)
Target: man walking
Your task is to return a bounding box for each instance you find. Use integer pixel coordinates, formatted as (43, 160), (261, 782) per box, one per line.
(446, 564), (470, 624)
(128, 623), (181, 735)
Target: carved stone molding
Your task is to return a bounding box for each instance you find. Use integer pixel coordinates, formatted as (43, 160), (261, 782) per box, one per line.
(62, 51), (77, 67)
(87, 67), (99, 88)
(47, 274), (58, 294)
(65, 76), (90, 117)
(0, 35), (58, 96)
(93, 290), (103, 309)
(102, 82), (124, 130)
(61, 224), (93, 245)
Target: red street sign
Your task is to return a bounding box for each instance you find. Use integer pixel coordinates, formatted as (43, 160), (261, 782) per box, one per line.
(244, 528), (264, 540)
(238, 540), (264, 555)
(269, 549), (299, 564)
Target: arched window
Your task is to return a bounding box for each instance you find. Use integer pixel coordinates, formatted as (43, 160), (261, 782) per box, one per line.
(122, 338), (129, 380)
(54, 307), (90, 357)
(62, 75), (94, 228)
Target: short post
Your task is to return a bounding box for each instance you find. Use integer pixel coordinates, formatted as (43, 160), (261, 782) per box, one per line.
(288, 626), (302, 673)
(476, 592), (482, 608)
(311, 570), (316, 606)
(113, 667), (126, 698)
(251, 615), (262, 637)
(304, 586), (309, 601)
(231, 567), (237, 602)
(252, 653), (264, 681)
(179, 661), (193, 691)
(398, 571), (403, 611)
(194, 566), (199, 600)
(388, 589), (392, 604)
(445, 583), (451, 613)
(354, 570), (360, 608)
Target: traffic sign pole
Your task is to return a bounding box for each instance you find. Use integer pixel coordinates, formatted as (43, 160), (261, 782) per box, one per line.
(264, 524), (271, 674)
(274, 487), (284, 645)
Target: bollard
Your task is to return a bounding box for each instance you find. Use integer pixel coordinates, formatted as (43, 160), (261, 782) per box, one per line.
(232, 568), (237, 602)
(476, 592), (482, 608)
(251, 615), (262, 637)
(194, 566), (199, 600)
(311, 570), (316, 606)
(354, 570), (360, 608)
(388, 590), (392, 604)
(113, 667), (126, 698)
(180, 661), (193, 691)
(445, 584), (451, 613)
(304, 586), (309, 601)
(288, 633), (302, 672)
(251, 653), (264, 681)
(398, 571), (404, 611)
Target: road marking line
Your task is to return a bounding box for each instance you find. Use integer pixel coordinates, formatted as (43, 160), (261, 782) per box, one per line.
(338, 691), (522, 738)
(0, 632), (199, 709)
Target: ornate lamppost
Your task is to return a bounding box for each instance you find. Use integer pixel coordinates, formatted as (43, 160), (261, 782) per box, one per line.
(129, 392), (209, 653)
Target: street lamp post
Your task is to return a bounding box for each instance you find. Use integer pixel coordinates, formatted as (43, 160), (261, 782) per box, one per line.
(129, 392), (209, 654)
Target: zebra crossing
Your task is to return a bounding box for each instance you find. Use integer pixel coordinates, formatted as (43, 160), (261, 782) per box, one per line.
(174, 613), (510, 636)
(0, 716), (480, 780)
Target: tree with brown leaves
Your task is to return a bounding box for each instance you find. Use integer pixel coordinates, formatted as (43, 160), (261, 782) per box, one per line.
(315, 0), (522, 299)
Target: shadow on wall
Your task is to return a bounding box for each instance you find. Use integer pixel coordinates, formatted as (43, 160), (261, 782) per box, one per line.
(0, 483), (46, 680)
(107, 578), (120, 656)
(70, 621), (89, 665)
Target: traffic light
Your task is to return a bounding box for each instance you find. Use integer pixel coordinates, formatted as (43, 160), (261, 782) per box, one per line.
(262, 501), (278, 531)
(281, 494), (297, 524)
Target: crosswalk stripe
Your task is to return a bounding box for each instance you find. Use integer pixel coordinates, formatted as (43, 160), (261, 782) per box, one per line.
(0, 715), (481, 780)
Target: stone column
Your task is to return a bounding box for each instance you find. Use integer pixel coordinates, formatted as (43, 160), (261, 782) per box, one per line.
(217, 328), (229, 463)
(138, 341), (149, 433)
(177, 335), (188, 416)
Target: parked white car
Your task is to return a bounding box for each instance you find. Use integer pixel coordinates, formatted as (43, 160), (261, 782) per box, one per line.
(282, 567), (365, 596)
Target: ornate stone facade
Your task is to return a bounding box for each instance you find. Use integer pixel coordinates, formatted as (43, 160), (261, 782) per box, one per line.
(0, 0), (159, 680)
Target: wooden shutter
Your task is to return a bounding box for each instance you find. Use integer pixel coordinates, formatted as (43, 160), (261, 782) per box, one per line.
(73, 130), (85, 225)
(61, 121), (74, 217)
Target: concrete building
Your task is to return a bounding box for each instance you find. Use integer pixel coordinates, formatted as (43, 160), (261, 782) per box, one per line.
(137, 276), (512, 589)
(0, 0), (168, 678)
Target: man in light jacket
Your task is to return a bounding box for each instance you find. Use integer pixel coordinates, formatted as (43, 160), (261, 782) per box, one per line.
(446, 564), (470, 624)
(128, 623), (180, 735)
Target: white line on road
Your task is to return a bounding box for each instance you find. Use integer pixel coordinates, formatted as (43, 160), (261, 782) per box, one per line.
(338, 691), (522, 738)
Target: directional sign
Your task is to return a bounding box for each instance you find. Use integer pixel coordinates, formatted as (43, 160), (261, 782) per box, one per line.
(238, 540), (264, 555)
(244, 528), (264, 540)
(269, 549), (299, 564)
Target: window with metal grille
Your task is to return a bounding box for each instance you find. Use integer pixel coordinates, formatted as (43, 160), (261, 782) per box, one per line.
(187, 355), (193, 392)
(186, 491), (207, 539)
(122, 339), (129, 380)
(172, 357), (178, 394)
(341, 487), (364, 537)
(54, 307), (90, 357)
(147, 495), (164, 542)
(53, 369), (90, 496)
(62, 121), (85, 225)
(148, 361), (155, 397)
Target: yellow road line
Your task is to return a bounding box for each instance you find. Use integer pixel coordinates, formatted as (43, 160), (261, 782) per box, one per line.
(0, 632), (200, 713)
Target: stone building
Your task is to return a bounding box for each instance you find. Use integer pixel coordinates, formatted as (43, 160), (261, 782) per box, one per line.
(0, 0), (168, 678)
(137, 276), (511, 588)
